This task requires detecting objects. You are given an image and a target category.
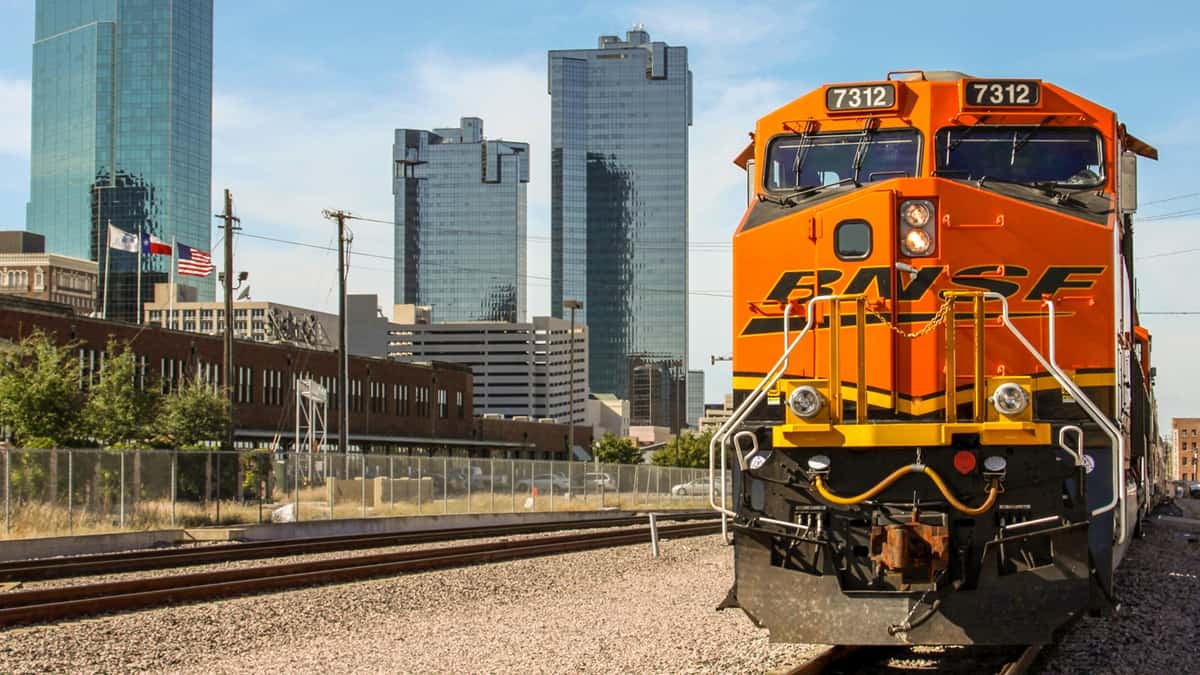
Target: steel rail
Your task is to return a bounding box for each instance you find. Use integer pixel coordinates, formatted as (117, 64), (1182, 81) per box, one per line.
(779, 642), (1044, 675)
(0, 511), (714, 582)
(0, 521), (720, 628)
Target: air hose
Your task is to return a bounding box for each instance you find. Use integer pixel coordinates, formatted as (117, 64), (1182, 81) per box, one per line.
(812, 465), (1000, 516)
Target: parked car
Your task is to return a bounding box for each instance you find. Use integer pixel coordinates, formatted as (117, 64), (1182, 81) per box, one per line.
(516, 473), (572, 493)
(671, 477), (711, 496)
(577, 472), (615, 490)
(1189, 481), (1200, 498)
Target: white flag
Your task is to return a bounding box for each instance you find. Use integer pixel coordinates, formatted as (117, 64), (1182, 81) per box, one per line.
(107, 224), (139, 253)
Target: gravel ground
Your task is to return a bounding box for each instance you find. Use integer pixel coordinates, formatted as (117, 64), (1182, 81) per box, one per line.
(1040, 498), (1200, 673)
(0, 534), (822, 674)
(3, 503), (1197, 674)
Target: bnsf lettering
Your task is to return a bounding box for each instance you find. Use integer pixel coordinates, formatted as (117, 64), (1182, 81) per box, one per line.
(746, 264), (1103, 335)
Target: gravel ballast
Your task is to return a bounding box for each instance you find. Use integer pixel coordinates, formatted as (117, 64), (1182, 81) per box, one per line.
(0, 534), (821, 674)
(2, 502), (1198, 674)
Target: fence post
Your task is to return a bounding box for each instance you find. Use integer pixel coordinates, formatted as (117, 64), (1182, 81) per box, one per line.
(490, 457), (495, 514)
(442, 457), (448, 514)
(327, 452), (334, 520)
(616, 464), (622, 510)
(511, 459), (516, 513)
(119, 450), (126, 529)
(3, 449), (8, 534)
(466, 458), (472, 514)
(67, 449), (74, 534)
(416, 456), (423, 515)
(360, 454), (367, 518)
(170, 450), (177, 527)
(293, 452), (300, 522)
(389, 455), (395, 508)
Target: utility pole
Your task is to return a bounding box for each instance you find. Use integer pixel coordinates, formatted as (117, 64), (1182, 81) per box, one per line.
(217, 189), (240, 451)
(322, 209), (351, 453)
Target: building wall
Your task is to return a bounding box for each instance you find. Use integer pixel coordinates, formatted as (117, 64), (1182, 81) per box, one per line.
(0, 300), (585, 458)
(393, 117), (528, 322)
(0, 253), (97, 314)
(389, 317), (588, 424)
(1174, 417), (1200, 482)
(686, 369), (704, 429)
(27, 0), (214, 323)
(548, 29), (691, 418)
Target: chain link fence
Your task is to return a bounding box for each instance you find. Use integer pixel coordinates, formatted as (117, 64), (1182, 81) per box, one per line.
(0, 448), (716, 539)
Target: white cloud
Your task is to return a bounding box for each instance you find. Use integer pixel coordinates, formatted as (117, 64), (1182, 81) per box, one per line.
(210, 52), (549, 315)
(0, 77), (31, 158)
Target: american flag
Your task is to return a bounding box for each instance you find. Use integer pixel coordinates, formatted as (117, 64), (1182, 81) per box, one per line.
(177, 243), (214, 277)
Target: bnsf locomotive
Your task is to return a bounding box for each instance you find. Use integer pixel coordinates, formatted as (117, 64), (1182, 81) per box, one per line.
(709, 71), (1161, 645)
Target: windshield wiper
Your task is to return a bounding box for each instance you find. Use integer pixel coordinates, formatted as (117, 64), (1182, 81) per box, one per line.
(974, 176), (1107, 212)
(850, 120), (877, 185)
(760, 177), (858, 207)
(1010, 116), (1056, 163)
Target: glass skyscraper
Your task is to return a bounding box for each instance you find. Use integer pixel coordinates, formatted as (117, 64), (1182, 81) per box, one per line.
(549, 27), (692, 428)
(392, 117), (528, 323)
(27, 0), (214, 322)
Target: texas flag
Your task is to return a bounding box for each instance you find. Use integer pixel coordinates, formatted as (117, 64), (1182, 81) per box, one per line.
(141, 232), (172, 256)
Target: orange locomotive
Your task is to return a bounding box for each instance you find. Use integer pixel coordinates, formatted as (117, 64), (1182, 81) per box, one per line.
(710, 71), (1160, 645)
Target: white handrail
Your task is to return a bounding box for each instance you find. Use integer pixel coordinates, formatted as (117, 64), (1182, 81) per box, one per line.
(987, 294), (1125, 545)
(708, 295), (840, 532)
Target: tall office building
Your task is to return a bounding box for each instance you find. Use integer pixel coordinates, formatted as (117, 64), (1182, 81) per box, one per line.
(27, 0), (214, 323)
(392, 117), (528, 323)
(686, 369), (705, 430)
(548, 27), (692, 429)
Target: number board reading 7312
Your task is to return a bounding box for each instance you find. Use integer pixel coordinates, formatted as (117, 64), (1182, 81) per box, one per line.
(825, 84), (896, 111)
(963, 80), (1041, 107)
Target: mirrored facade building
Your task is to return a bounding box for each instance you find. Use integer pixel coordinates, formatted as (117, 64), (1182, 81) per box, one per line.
(26, 0), (214, 323)
(392, 117), (528, 323)
(548, 27), (692, 429)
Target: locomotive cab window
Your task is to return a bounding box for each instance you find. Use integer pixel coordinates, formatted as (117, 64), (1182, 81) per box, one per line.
(765, 129), (922, 192)
(834, 220), (872, 260)
(935, 126), (1105, 187)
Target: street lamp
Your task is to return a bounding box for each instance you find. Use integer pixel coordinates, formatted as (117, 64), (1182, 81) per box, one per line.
(563, 299), (583, 457)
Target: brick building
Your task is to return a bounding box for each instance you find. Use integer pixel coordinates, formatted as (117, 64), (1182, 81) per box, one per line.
(1174, 418), (1200, 482)
(0, 298), (589, 458)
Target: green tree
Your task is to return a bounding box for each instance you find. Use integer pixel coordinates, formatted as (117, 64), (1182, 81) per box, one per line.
(651, 431), (713, 468)
(83, 339), (159, 447)
(0, 329), (82, 445)
(158, 379), (230, 447)
(592, 432), (642, 464)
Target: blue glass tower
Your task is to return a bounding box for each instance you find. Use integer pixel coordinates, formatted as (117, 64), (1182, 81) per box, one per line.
(549, 27), (692, 428)
(27, 0), (214, 322)
(392, 117), (529, 323)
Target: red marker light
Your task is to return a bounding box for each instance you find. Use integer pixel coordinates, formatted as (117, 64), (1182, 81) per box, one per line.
(953, 450), (977, 475)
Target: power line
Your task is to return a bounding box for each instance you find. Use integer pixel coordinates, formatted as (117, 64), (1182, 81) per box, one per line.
(1137, 247), (1200, 260)
(236, 231), (732, 298)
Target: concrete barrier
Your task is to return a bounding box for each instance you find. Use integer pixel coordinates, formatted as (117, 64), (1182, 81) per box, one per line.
(235, 509), (637, 541)
(0, 529), (186, 563)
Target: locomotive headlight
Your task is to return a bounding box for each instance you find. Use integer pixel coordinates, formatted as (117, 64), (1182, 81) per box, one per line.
(900, 200), (934, 228)
(902, 228), (934, 255)
(898, 199), (936, 257)
(991, 382), (1030, 416)
(788, 385), (825, 419)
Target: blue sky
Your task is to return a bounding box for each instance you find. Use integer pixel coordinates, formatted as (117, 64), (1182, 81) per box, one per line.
(0, 1), (1198, 425)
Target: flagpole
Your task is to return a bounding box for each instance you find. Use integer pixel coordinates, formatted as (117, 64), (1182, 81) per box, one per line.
(136, 224), (143, 325)
(102, 221), (112, 320)
(169, 237), (176, 330)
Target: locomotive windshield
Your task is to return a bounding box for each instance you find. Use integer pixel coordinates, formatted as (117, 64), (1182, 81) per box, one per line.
(765, 129), (921, 191)
(935, 126), (1105, 187)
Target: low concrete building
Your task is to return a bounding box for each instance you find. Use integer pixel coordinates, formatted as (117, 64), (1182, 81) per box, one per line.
(389, 313), (588, 425)
(143, 287), (396, 357)
(0, 231), (97, 314)
(698, 394), (734, 433)
(586, 393), (629, 439)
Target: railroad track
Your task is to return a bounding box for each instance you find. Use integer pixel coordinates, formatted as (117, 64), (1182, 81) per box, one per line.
(0, 520), (720, 628)
(0, 510), (713, 582)
(782, 642), (1045, 674)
